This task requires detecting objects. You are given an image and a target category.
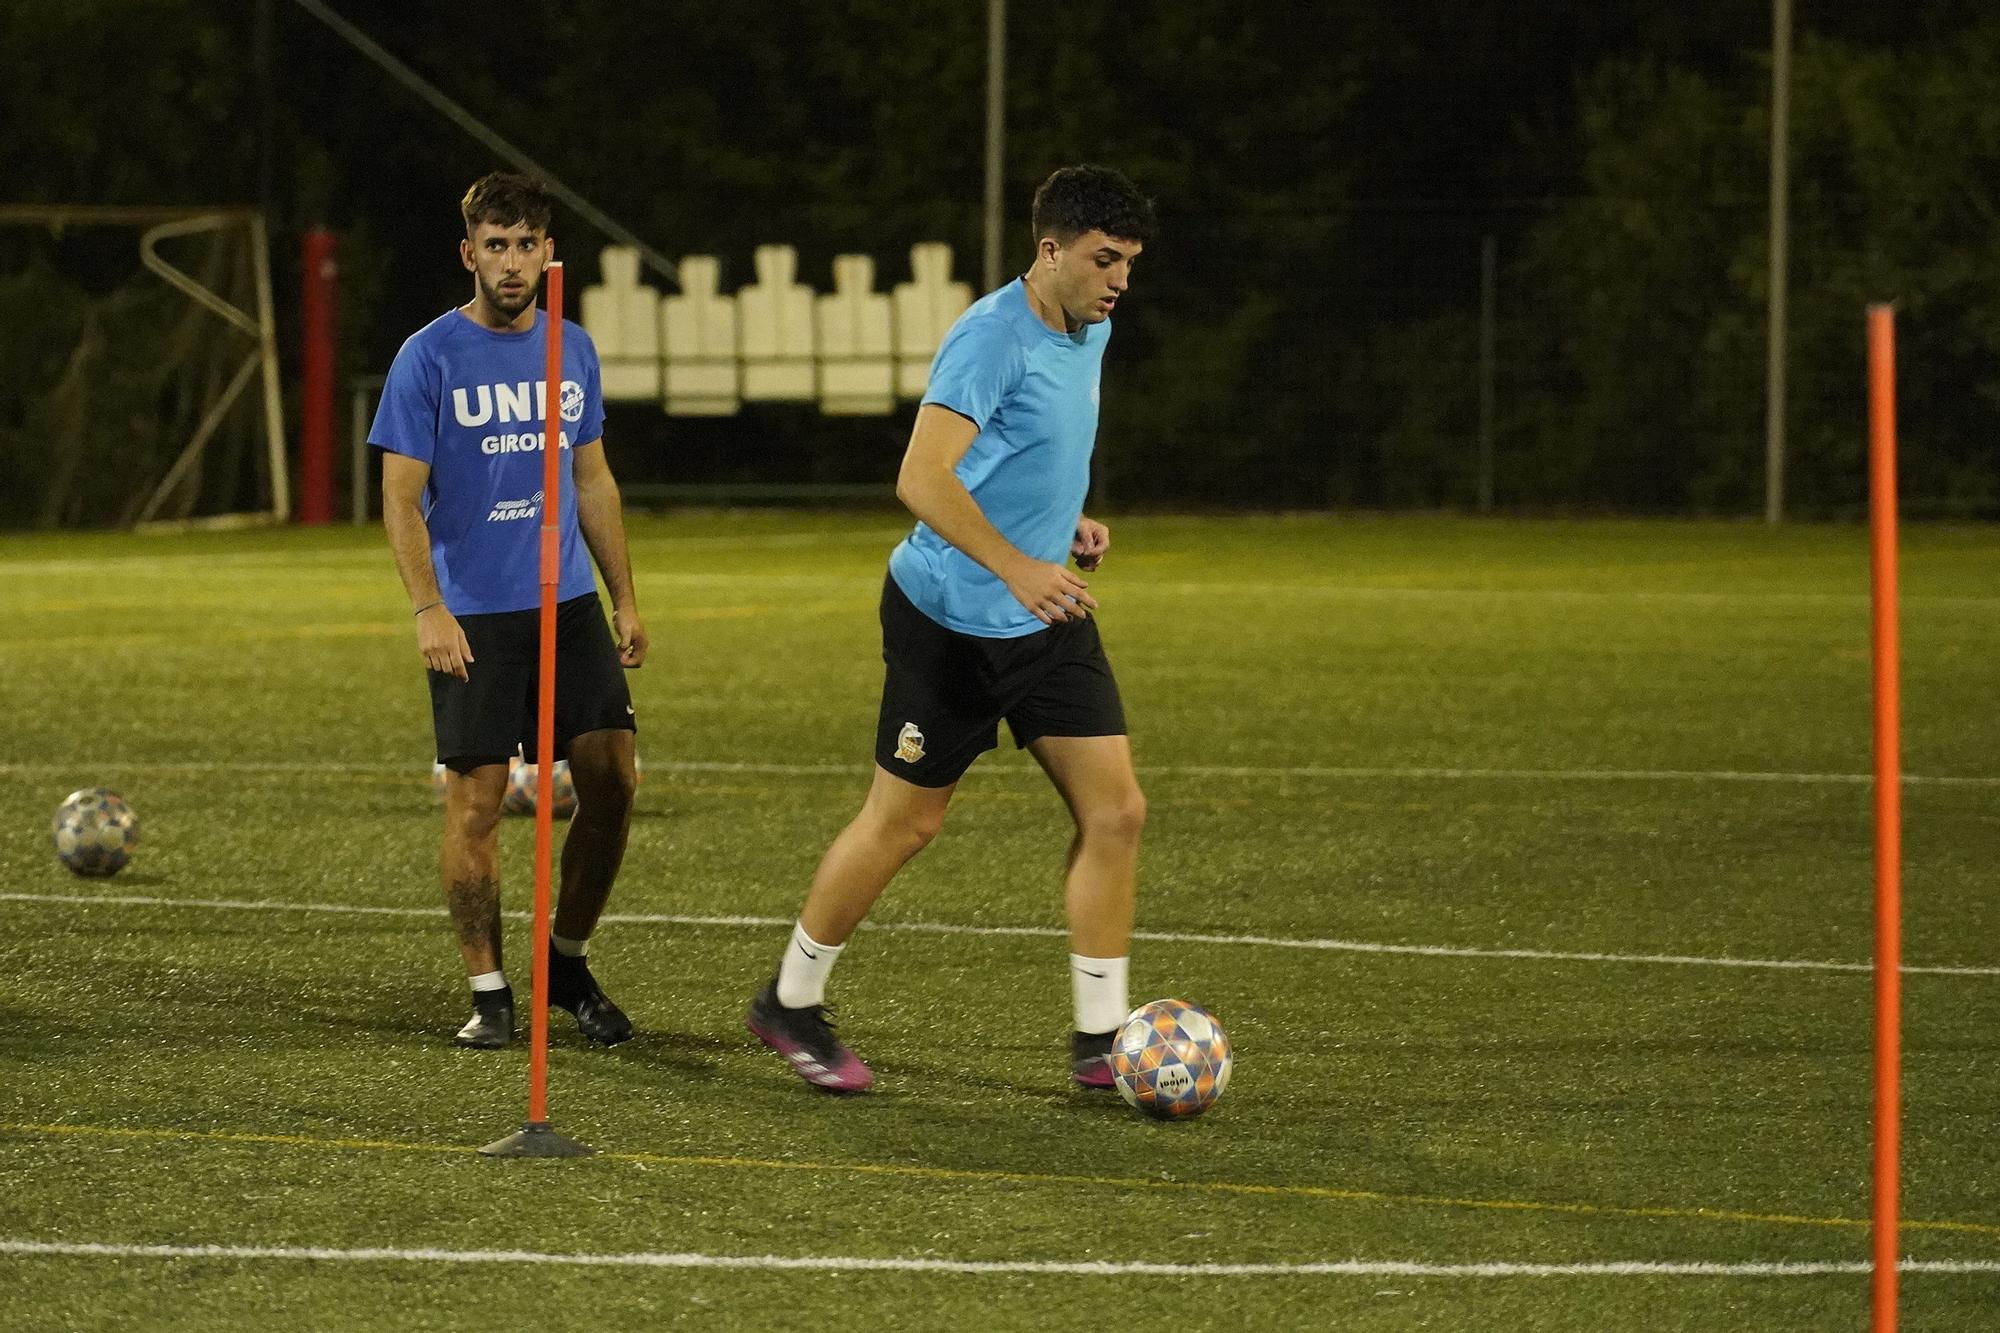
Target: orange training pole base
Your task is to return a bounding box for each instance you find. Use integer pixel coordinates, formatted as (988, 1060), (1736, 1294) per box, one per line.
(482, 257), (591, 1161)
(1866, 302), (1901, 1329)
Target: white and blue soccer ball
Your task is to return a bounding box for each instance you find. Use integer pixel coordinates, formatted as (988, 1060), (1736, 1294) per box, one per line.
(431, 750), (636, 813)
(502, 756), (577, 818)
(51, 788), (140, 878)
(1110, 999), (1233, 1120)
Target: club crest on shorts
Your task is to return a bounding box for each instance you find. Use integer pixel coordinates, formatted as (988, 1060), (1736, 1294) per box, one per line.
(894, 722), (926, 764)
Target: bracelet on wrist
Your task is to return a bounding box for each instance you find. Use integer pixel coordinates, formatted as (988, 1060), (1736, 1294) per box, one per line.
(414, 599), (444, 616)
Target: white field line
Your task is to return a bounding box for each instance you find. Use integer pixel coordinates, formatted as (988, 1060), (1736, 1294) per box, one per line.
(2, 758), (1998, 788)
(1, 1239), (1996, 1278)
(2, 891), (1995, 978)
(1137, 582), (2000, 610)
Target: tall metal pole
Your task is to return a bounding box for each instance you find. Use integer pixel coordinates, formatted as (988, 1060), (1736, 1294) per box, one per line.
(1765, 0), (1793, 524)
(254, 0), (274, 221)
(1478, 234), (1498, 513)
(983, 0), (1007, 293)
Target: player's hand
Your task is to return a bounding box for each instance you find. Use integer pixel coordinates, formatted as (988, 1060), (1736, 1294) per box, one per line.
(1071, 517), (1110, 573)
(613, 605), (649, 668)
(1005, 558), (1098, 625)
(417, 605), (473, 682)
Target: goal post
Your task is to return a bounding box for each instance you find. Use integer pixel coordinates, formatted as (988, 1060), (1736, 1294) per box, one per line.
(0, 205), (289, 531)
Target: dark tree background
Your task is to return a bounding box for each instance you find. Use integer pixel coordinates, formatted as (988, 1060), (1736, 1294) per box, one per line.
(2, 0), (1995, 523)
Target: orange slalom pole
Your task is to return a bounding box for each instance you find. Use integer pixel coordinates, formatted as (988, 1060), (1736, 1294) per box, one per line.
(529, 260), (565, 1127)
(1866, 303), (1901, 1331)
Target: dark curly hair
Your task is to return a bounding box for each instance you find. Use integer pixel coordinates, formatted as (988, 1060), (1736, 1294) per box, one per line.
(460, 171), (554, 237)
(1030, 165), (1156, 248)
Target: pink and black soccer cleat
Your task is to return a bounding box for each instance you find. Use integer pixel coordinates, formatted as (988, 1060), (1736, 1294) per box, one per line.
(746, 979), (873, 1093)
(1071, 1029), (1117, 1088)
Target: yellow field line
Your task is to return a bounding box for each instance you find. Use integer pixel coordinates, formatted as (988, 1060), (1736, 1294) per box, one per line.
(3, 1123), (471, 1157)
(6, 598), (874, 649)
(7, 1121), (1995, 1239)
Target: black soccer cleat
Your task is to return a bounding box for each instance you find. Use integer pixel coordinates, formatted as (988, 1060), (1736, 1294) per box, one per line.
(547, 949), (634, 1046)
(455, 986), (515, 1050)
(1071, 1029), (1117, 1089)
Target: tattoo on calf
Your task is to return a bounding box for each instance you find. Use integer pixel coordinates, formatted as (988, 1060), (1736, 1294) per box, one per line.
(445, 877), (500, 946)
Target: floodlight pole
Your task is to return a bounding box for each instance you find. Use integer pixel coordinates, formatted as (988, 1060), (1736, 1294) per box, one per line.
(982, 0), (1007, 294)
(1764, 0), (1793, 524)
(254, 0), (275, 224)
(1477, 234), (1498, 513)
(483, 257), (591, 1160)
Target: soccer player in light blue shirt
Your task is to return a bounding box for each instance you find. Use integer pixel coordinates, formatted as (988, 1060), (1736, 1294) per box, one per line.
(885, 268), (1110, 637)
(748, 166), (1156, 1093)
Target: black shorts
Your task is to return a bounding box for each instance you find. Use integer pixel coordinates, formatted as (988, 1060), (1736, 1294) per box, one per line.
(874, 574), (1127, 788)
(429, 593), (635, 770)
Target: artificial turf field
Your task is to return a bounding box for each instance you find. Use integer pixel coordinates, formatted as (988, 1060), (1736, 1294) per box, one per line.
(2, 510), (1998, 1330)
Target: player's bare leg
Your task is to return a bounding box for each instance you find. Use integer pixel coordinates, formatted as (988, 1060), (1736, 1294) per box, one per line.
(441, 762), (509, 972)
(555, 727), (637, 938)
(441, 761), (511, 1047)
(546, 726), (638, 1044)
(1027, 734), (1146, 1085)
(1030, 734), (1144, 953)
(799, 765), (956, 946)
(749, 767), (955, 1092)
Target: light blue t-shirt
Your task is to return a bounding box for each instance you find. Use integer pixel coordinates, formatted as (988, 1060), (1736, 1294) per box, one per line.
(369, 309), (605, 616)
(888, 278), (1109, 638)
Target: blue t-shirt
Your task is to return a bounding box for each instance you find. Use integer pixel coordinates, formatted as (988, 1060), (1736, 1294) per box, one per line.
(888, 278), (1109, 638)
(369, 309), (605, 616)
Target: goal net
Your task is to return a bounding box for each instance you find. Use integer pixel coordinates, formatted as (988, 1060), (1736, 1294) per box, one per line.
(0, 206), (289, 530)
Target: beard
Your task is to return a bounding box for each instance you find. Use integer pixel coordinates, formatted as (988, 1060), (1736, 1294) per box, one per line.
(478, 271), (540, 319)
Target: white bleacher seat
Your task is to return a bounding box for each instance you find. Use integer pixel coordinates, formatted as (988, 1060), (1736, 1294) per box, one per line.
(815, 254), (894, 415)
(737, 244), (816, 402)
(579, 246), (662, 401)
(891, 242), (974, 399)
(660, 254), (739, 415)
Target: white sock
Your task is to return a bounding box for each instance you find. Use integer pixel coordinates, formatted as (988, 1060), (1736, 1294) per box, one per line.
(1070, 954), (1129, 1034)
(551, 934), (588, 958)
(470, 970), (508, 994)
(775, 921), (844, 1009)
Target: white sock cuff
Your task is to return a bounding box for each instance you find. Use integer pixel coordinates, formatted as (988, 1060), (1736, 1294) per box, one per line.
(470, 970), (508, 993)
(1070, 953), (1130, 1034)
(792, 921), (842, 957)
(776, 921), (844, 1009)
(551, 934), (589, 958)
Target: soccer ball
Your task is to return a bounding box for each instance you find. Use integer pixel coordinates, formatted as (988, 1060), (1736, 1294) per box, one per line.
(502, 757), (576, 817)
(1110, 999), (1232, 1120)
(51, 788), (140, 878)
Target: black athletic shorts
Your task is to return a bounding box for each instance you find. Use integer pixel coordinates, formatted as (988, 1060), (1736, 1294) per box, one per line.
(429, 593), (635, 770)
(874, 573), (1127, 788)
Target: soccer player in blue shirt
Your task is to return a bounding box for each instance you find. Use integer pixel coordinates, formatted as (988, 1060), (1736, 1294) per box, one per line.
(747, 165), (1155, 1092)
(372, 173), (648, 1050)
